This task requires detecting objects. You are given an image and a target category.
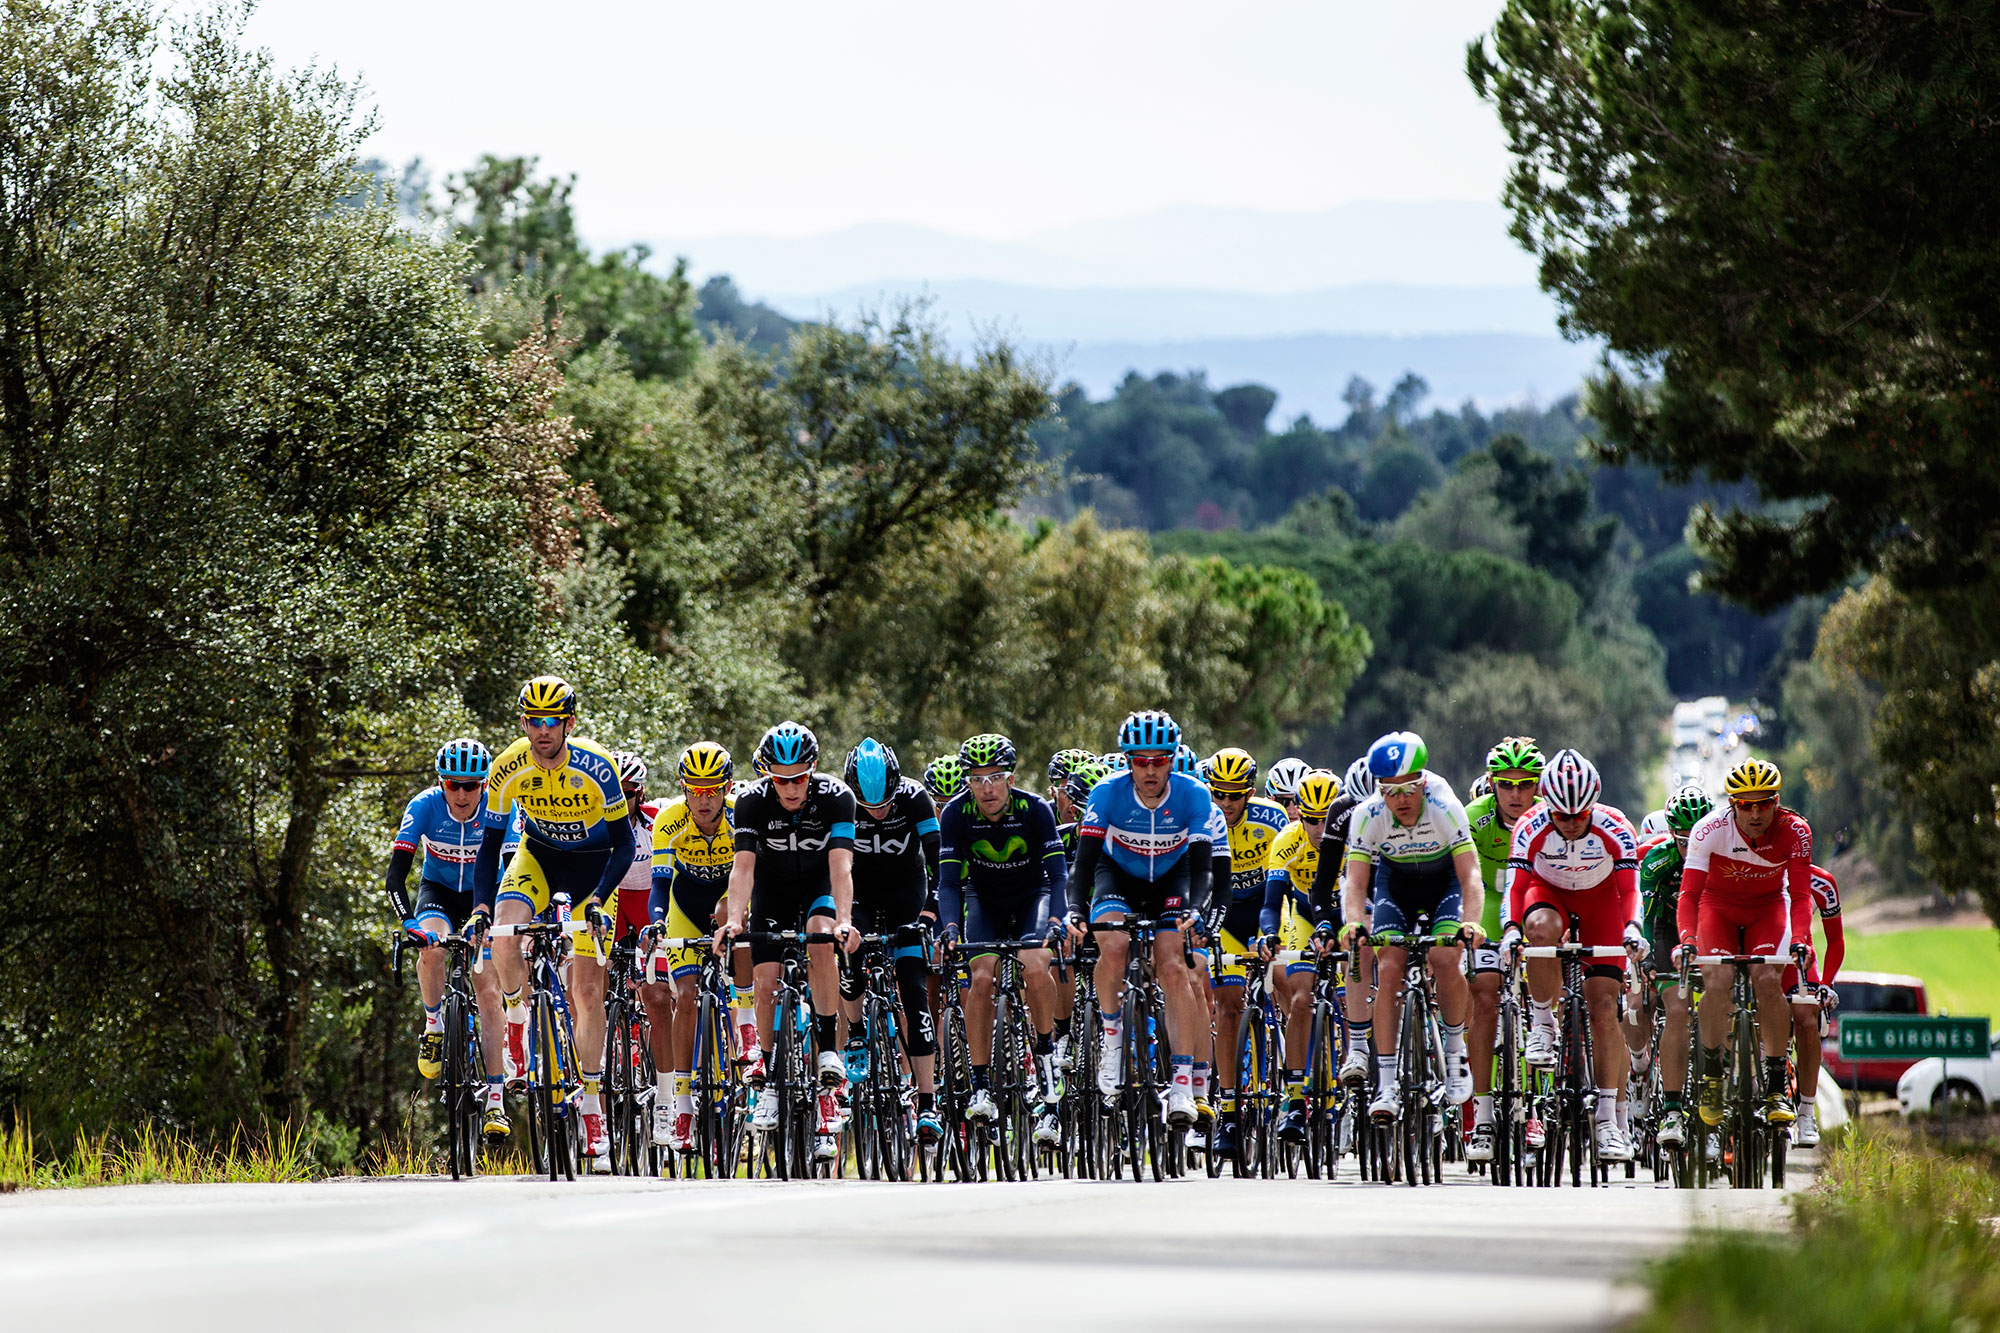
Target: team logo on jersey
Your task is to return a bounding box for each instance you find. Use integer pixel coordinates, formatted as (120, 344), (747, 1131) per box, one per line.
(853, 832), (911, 857)
(971, 836), (1028, 863)
(762, 832), (830, 852)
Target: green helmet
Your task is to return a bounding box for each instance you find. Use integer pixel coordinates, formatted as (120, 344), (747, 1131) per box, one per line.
(1665, 783), (1714, 833)
(923, 754), (965, 803)
(1485, 736), (1546, 776)
(958, 733), (1018, 770)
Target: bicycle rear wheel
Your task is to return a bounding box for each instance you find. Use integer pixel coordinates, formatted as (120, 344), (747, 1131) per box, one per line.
(442, 989), (473, 1179)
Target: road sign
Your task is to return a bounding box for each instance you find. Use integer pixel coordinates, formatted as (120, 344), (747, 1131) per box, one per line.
(1837, 1014), (1990, 1059)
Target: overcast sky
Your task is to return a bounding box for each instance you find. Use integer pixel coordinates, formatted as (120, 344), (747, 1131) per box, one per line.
(239, 1), (1514, 246)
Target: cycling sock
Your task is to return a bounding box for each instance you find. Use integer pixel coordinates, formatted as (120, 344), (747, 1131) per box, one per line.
(1284, 1071), (1305, 1099)
(1033, 1030), (1055, 1056)
(656, 1072), (673, 1104)
(1219, 1090), (1239, 1113)
(814, 1013), (837, 1054)
(1593, 1088), (1618, 1126)
(1763, 1056), (1788, 1095)
(1663, 1091), (1683, 1112)
(1700, 1044), (1724, 1079)
(678, 1089), (694, 1116)
(917, 1092), (935, 1114)
(1441, 1021), (1466, 1054)
(1192, 1062), (1209, 1101)
(581, 1074), (601, 1117)
(486, 1076), (504, 1105)
(1614, 1098), (1630, 1134)
(674, 1071), (692, 1100)
(1053, 1017), (1071, 1042)
(503, 988), (526, 1019)
(1529, 1000), (1554, 1032)
(1346, 1020), (1372, 1049)
(971, 1065), (990, 1090)
(1473, 1093), (1493, 1126)
(758, 1047), (773, 1073)
(1099, 1010), (1123, 1043)
(423, 1003), (442, 1032)
(1376, 1054), (1397, 1088)
(1171, 1054), (1194, 1090)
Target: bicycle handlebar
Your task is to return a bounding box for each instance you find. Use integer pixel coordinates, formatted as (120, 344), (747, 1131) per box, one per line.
(1520, 945), (1631, 959)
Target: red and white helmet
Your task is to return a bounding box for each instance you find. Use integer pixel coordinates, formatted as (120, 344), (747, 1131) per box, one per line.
(1539, 748), (1601, 815)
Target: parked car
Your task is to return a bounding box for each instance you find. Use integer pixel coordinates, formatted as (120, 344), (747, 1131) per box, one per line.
(1825, 970), (1929, 1092)
(1898, 1038), (2000, 1114)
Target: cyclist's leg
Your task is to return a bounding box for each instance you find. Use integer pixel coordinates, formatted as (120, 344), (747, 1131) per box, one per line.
(1211, 926), (1250, 1096)
(1467, 934), (1502, 1118)
(1369, 862), (1414, 1090)
(494, 850), (552, 1076)
(1088, 864), (1133, 1024)
(803, 885), (843, 1066)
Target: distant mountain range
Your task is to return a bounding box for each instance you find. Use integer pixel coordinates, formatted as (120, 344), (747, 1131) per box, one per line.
(653, 200), (1593, 411)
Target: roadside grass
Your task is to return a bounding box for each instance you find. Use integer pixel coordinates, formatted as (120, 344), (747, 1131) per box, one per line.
(0, 1117), (316, 1191)
(1843, 925), (2000, 1019)
(1633, 1127), (2000, 1332)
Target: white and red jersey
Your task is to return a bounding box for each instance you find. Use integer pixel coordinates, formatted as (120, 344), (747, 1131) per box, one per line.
(1676, 804), (1811, 943)
(1503, 801), (1640, 925)
(1789, 862), (1846, 984)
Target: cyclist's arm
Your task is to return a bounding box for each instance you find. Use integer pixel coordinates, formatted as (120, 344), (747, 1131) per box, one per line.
(473, 821), (506, 914)
(1260, 867), (1288, 937)
(590, 813), (636, 906)
(1341, 854), (1371, 934)
(384, 845), (418, 923)
(649, 862), (673, 924)
(724, 850), (756, 929)
(829, 847), (855, 926)
(1820, 912), (1845, 985)
(1675, 863), (1706, 944)
(1066, 832), (1102, 918)
(1453, 844), (1483, 932)
(1185, 840), (1213, 915)
(1031, 797), (1067, 919)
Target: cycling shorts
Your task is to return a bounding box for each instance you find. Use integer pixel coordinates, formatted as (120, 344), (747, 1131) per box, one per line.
(498, 842), (615, 962)
(414, 880), (477, 934)
(963, 889), (1051, 954)
(746, 873), (838, 966)
(1693, 893), (1790, 961)
(1368, 857), (1463, 941)
(1088, 856), (1191, 925)
(1517, 874), (1627, 977)
(655, 894), (714, 982)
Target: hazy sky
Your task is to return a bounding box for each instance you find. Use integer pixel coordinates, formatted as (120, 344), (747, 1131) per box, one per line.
(239, 1), (1514, 245)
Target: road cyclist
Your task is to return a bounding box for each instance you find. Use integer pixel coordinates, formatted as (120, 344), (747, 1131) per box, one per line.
(1460, 737), (1545, 1162)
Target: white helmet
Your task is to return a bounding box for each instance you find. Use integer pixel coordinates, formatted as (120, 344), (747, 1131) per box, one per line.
(1540, 749), (1602, 816)
(1264, 756), (1310, 801)
(1342, 756), (1377, 803)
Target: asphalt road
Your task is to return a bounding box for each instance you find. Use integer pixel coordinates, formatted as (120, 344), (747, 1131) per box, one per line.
(2, 1167), (1791, 1332)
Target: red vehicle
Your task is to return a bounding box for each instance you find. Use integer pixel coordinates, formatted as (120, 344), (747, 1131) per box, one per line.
(1825, 969), (1929, 1092)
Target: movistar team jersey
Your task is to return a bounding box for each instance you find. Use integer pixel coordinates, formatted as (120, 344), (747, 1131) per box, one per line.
(392, 787), (484, 894)
(650, 794), (737, 919)
(1344, 773), (1473, 868)
(483, 736), (628, 853)
(1076, 770), (1220, 881)
(731, 775), (857, 886)
(937, 788), (1066, 911)
(1222, 797), (1291, 902)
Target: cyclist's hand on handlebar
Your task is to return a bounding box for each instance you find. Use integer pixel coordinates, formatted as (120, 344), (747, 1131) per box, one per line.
(1457, 921), (1488, 947)
(403, 918), (440, 947)
(1819, 984), (1839, 1012)
(1255, 933), (1275, 962)
(1499, 924), (1523, 963)
(1065, 912), (1087, 947)
(583, 897), (613, 944)
(835, 920), (860, 955)
(1337, 921), (1365, 952)
(1622, 922), (1650, 961)
(460, 907), (491, 944)
(712, 917), (743, 953)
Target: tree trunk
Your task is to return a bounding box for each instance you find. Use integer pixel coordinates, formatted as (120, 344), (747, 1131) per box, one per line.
(259, 668), (328, 1125)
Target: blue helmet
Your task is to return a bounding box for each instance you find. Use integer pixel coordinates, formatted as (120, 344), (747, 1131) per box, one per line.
(1099, 751), (1130, 773)
(1173, 743), (1200, 776)
(1117, 709), (1181, 754)
(435, 738), (491, 781)
(757, 721), (819, 769)
(1366, 730), (1428, 781)
(843, 738), (901, 806)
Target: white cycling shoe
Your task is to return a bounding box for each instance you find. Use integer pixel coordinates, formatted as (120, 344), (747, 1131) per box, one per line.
(651, 1103), (676, 1147)
(1164, 1084), (1196, 1127)
(1443, 1047), (1473, 1104)
(1369, 1081), (1400, 1122)
(1794, 1103), (1820, 1148)
(816, 1050), (847, 1088)
(1338, 1047), (1371, 1088)
(1033, 1110), (1061, 1148)
(965, 1089), (998, 1123)
(750, 1088), (781, 1131)
(1594, 1120), (1633, 1163)
(1524, 1025), (1559, 1069)
(1096, 1035), (1123, 1097)
(1465, 1121), (1495, 1163)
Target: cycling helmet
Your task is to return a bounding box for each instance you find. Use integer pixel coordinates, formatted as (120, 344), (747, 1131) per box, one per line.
(1117, 709), (1181, 754)
(1366, 730), (1428, 780)
(1664, 772), (1712, 824)
(1047, 748), (1093, 783)
(1485, 736), (1545, 776)
(1342, 756), (1377, 803)
(435, 738), (491, 781)
(1064, 758), (1110, 809)
(1296, 769), (1342, 819)
(1100, 751), (1131, 773)
(518, 674), (577, 717)
(1665, 783), (1714, 832)
(959, 733), (1018, 771)
(756, 721), (818, 769)
(1264, 756), (1309, 801)
(612, 750), (648, 792)
(1468, 773), (1493, 800)
(1540, 748), (1602, 815)
(923, 754), (965, 803)
(1723, 757), (1782, 799)
(1205, 747), (1257, 793)
(677, 741), (734, 786)
(1173, 743), (1200, 776)
(843, 738), (902, 806)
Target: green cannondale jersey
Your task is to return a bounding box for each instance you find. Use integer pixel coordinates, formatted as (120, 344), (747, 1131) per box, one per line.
(1463, 792), (1511, 940)
(1638, 839), (1685, 937)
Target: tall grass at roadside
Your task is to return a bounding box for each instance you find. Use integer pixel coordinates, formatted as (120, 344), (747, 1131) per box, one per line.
(0, 1116), (316, 1190)
(1634, 1128), (2000, 1332)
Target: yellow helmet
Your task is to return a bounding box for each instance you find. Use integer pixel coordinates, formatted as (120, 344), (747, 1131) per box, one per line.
(1296, 769), (1343, 819)
(678, 741), (733, 786)
(1723, 757), (1782, 799)
(518, 674), (576, 717)
(1204, 747), (1258, 794)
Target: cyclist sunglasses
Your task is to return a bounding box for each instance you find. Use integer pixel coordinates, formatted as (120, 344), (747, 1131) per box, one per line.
(770, 771), (813, 786)
(1128, 754), (1173, 769)
(442, 778), (482, 792)
(1731, 795), (1778, 811)
(682, 781), (727, 797)
(523, 714), (567, 729)
(1493, 776), (1539, 792)
(1379, 778), (1424, 797)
